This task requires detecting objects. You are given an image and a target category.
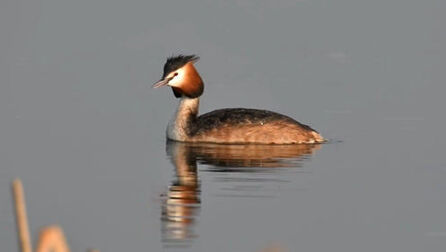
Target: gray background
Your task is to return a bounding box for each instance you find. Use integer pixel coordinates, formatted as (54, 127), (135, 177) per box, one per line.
(1, 0), (446, 251)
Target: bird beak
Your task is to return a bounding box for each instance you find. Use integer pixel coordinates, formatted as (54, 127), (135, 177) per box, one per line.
(152, 75), (175, 88)
(152, 78), (169, 88)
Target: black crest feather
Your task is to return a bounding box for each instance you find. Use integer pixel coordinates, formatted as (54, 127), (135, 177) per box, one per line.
(162, 54), (200, 79)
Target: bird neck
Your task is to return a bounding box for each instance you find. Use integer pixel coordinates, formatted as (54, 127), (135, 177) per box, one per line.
(167, 96), (200, 141)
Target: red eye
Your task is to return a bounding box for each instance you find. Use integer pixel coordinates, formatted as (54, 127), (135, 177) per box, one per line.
(174, 72), (178, 76)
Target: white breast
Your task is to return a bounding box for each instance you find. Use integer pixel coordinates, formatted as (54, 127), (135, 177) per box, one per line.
(166, 97), (199, 141)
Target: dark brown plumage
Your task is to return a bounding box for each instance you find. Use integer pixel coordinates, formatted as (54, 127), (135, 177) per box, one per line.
(192, 108), (311, 134)
(179, 108), (323, 144)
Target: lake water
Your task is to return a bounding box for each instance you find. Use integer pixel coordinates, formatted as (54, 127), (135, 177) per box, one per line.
(1, 1), (445, 251)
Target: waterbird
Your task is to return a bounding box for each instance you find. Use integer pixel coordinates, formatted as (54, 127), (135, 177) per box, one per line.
(153, 55), (325, 144)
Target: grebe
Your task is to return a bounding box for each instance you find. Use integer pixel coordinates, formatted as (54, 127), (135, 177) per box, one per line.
(153, 55), (325, 144)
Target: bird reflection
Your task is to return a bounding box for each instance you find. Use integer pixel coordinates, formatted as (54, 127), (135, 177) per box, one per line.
(161, 141), (321, 247)
(161, 141), (201, 247)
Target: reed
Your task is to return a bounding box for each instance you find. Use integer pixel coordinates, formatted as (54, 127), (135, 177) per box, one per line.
(12, 178), (100, 252)
(12, 179), (32, 252)
(36, 226), (70, 252)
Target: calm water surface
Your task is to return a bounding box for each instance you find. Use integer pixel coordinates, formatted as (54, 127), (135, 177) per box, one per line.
(1, 1), (446, 252)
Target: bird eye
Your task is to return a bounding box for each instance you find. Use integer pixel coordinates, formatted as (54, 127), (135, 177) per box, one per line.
(173, 72), (178, 77)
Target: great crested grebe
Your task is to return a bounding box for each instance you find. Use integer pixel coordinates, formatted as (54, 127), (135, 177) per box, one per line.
(152, 55), (325, 144)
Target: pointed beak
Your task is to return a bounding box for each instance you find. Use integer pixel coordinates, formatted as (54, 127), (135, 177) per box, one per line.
(152, 78), (169, 88)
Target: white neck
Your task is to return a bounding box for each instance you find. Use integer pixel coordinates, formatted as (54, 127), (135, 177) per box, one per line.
(167, 97), (200, 141)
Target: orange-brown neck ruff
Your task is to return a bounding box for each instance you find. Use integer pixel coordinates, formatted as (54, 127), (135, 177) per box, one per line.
(172, 63), (204, 98)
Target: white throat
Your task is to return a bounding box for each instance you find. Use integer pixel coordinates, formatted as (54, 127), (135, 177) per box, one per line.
(167, 97), (200, 141)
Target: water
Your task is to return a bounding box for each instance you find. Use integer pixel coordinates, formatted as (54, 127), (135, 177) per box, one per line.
(1, 0), (446, 251)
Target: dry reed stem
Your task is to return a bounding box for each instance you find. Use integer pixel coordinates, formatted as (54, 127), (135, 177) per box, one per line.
(12, 178), (98, 252)
(36, 225), (71, 252)
(12, 179), (32, 252)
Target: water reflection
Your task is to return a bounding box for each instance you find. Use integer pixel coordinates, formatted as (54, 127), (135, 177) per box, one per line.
(186, 142), (321, 170)
(161, 141), (201, 247)
(161, 141), (321, 247)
